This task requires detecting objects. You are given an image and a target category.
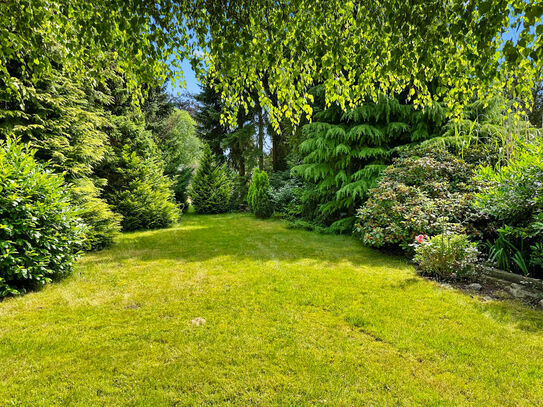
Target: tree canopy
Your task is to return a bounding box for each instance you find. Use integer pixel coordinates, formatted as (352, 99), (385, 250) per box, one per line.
(3, 0), (542, 128)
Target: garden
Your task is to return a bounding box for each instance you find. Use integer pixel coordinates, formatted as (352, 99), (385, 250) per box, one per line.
(1, 0), (543, 405)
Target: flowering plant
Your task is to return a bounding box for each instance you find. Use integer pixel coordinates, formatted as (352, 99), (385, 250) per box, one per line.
(413, 233), (479, 280)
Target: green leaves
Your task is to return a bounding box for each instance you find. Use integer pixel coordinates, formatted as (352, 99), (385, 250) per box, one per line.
(0, 137), (85, 297)
(3, 0), (541, 132)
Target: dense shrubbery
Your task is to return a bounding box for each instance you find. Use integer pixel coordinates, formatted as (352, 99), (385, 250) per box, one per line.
(413, 233), (479, 280)
(248, 169), (273, 218)
(191, 144), (231, 214)
(172, 167), (194, 211)
(475, 136), (543, 277)
(69, 178), (122, 250)
(293, 87), (445, 233)
(269, 171), (303, 216)
(229, 173), (250, 211)
(152, 109), (201, 209)
(97, 115), (180, 231)
(355, 146), (486, 252)
(107, 148), (179, 231)
(0, 139), (85, 296)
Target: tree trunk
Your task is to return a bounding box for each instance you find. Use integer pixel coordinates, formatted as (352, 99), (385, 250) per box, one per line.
(272, 122), (288, 171)
(258, 109), (264, 170)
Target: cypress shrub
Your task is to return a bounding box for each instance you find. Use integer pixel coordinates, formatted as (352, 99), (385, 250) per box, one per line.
(190, 144), (231, 214)
(69, 178), (122, 250)
(248, 169), (273, 218)
(109, 148), (179, 231)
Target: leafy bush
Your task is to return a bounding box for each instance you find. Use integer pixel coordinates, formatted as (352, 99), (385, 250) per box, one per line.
(475, 136), (543, 277)
(269, 171), (303, 215)
(356, 146), (485, 252)
(0, 138), (86, 296)
(191, 144), (232, 214)
(413, 233), (479, 280)
(292, 87), (445, 232)
(69, 178), (121, 250)
(109, 148), (179, 231)
(247, 169), (273, 218)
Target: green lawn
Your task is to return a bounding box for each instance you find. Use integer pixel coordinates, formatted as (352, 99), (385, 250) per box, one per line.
(1, 214), (543, 406)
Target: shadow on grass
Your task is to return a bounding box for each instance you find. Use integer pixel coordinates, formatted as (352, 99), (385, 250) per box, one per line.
(94, 213), (403, 270)
(81, 213), (543, 333)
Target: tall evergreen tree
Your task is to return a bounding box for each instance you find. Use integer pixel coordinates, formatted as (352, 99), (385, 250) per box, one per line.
(190, 144), (231, 214)
(195, 81), (265, 177)
(293, 86), (445, 232)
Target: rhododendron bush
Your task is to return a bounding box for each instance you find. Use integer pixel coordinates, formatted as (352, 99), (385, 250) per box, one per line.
(355, 146), (488, 252)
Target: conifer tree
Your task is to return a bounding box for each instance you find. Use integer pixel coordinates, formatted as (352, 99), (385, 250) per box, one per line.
(293, 87), (445, 233)
(190, 144), (231, 214)
(247, 169), (273, 219)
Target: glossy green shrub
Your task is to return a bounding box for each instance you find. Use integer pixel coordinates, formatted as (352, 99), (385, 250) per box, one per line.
(475, 136), (543, 277)
(0, 138), (85, 297)
(413, 233), (479, 280)
(247, 169), (273, 219)
(191, 144), (232, 214)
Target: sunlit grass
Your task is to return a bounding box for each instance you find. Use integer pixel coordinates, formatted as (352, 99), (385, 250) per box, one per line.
(1, 213), (543, 406)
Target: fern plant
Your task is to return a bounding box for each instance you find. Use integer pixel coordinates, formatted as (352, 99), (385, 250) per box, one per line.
(293, 88), (445, 232)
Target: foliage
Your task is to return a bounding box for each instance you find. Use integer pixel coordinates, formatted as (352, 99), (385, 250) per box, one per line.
(228, 173), (250, 212)
(94, 113), (179, 231)
(356, 146), (486, 252)
(172, 167), (194, 211)
(293, 90), (446, 232)
(475, 135), (543, 277)
(152, 108), (201, 208)
(0, 138), (85, 297)
(195, 81), (262, 177)
(154, 109), (201, 175)
(247, 169), (273, 219)
(528, 70), (542, 128)
(413, 233), (479, 280)
(69, 178), (122, 250)
(0, 68), (109, 179)
(2, 1), (541, 132)
(106, 115), (159, 161)
(269, 171), (303, 215)
(198, 1), (541, 128)
(195, 83), (228, 161)
(190, 144), (231, 214)
(107, 147), (179, 232)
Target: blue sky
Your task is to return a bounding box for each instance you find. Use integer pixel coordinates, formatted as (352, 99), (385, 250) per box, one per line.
(167, 59), (201, 96)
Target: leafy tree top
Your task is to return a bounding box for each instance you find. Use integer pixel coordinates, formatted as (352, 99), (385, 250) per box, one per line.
(3, 0), (542, 128)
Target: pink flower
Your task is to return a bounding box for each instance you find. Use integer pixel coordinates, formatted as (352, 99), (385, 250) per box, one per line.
(415, 234), (425, 243)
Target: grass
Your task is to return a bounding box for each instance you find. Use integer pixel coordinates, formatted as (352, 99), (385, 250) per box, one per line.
(1, 213), (543, 406)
